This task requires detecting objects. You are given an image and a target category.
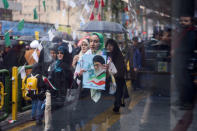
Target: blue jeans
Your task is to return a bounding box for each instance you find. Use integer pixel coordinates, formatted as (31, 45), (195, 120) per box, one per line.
(32, 99), (44, 121)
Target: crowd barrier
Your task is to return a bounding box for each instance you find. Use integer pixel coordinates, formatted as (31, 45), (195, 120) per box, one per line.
(0, 65), (32, 122)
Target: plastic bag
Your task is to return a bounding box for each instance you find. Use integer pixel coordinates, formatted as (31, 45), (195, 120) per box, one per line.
(109, 74), (116, 95)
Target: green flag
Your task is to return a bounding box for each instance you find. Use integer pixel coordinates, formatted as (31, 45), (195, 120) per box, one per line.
(2, 0), (9, 9)
(4, 32), (11, 47)
(43, 0), (46, 12)
(17, 19), (24, 31)
(33, 8), (38, 19)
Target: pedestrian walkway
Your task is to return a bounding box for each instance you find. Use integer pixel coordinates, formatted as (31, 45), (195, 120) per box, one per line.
(1, 80), (197, 131)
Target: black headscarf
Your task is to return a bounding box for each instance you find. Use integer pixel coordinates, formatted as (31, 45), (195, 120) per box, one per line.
(105, 39), (126, 78)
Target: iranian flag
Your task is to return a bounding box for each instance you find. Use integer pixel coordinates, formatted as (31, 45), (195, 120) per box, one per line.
(89, 72), (106, 86)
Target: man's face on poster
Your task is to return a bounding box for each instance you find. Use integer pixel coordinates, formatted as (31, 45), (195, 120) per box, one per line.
(93, 62), (105, 75)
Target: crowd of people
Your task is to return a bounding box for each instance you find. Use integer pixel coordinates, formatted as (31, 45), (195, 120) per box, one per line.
(0, 13), (196, 131)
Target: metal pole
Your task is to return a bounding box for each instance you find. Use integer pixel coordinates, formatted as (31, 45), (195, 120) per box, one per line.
(39, 0), (41, 23)
(12, 67), (18, 121)
(67, 7), (69, 25)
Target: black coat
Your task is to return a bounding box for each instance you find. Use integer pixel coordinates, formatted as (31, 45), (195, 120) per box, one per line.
(50, 61), (73, 98)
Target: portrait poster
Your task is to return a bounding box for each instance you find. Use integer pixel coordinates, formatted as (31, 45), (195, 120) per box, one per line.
(82, 54), (107, 90)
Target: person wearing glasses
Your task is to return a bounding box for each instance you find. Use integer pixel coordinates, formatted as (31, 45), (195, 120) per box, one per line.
(48, 45), (73, 130)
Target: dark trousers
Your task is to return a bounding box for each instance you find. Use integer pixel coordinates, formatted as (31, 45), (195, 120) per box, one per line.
(173, 54), (195, 104)
(114, 77), (129, 107)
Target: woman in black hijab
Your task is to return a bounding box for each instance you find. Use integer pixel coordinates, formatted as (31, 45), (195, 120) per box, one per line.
(50, 45), (73, 106)
(49, 45), (73, 130)
(106, 39), (129, 113)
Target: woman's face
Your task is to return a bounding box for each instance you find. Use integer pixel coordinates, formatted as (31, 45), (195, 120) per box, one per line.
(50, 50), (57, 60)
(90, 35), (100, 52)
(106, 43), (114, 52)
(57, 51), (64, 60)
(81, 41), (89, 53)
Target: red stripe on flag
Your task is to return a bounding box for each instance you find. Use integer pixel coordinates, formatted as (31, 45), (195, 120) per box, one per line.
(90, 80), (105, 86)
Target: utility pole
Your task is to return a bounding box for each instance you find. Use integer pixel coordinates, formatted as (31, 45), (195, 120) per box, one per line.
(38, 0), (40, 23)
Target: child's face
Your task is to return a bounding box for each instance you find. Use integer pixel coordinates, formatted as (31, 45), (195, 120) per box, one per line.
(179, 17), (192, 27)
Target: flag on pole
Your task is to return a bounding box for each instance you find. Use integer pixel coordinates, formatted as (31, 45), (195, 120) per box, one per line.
(19, 66), (26, 79)
(35, 31), (39, 40)
(90, 12), (94, 21)
(98, 13), (101, 21)
(32, 50), (39, 63)
(4, 32), (11, 47)
(84, 3), (90, 13)
(17, 19), (24, 31)
(62, 9), (66, 16)
(80, 15), (85, 24)
(2, 0), (9, 9)
(55, 20), (59, 30)
(69, 1), (76, 8)
(43, 0), (46, 12)
(98, 2), (102, 21)
(48, 28), (55, 41)
(101, 0), (105, 7)
(94, 0), (99, 8)
(33, 8), (38, 19)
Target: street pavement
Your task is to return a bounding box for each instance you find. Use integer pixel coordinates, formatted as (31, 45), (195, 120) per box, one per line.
(1, 81), (197, 131)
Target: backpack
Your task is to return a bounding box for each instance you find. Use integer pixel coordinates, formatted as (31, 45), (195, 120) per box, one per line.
(22, 74), (39, 99)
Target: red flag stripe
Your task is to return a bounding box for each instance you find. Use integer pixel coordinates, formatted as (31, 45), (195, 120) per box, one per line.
(90, 80), (105, 86)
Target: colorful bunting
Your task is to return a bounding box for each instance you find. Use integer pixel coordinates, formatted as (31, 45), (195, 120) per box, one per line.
(84, 3), (90, 13)
(101, 0), (105, 7)
(43, 0), (46, 12)
(4, 32), (10, 47)
(94, 0), (99, 8)
(17, 19), (24, 31)
(69, 1), (76, 8)
(90, 12), (94, 21)
(33, 8), (38, 19)
(98, 13), (101, 21)
(2, 0), (9, 9)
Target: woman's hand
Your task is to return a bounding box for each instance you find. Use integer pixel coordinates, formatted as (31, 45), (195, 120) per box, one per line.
(103, 64), (109, 70)
(72, 55), (79, 67)
(78, 69), (86, 76)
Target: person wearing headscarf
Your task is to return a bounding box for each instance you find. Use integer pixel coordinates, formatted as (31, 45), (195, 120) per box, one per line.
(49, 45), (72, 105)
(49, 45), (73, 130)
(72, 38), (89, 68)
(106, 39), (129, 113)
(27, 49), (47, 125)
(75, 33), (117, 103)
